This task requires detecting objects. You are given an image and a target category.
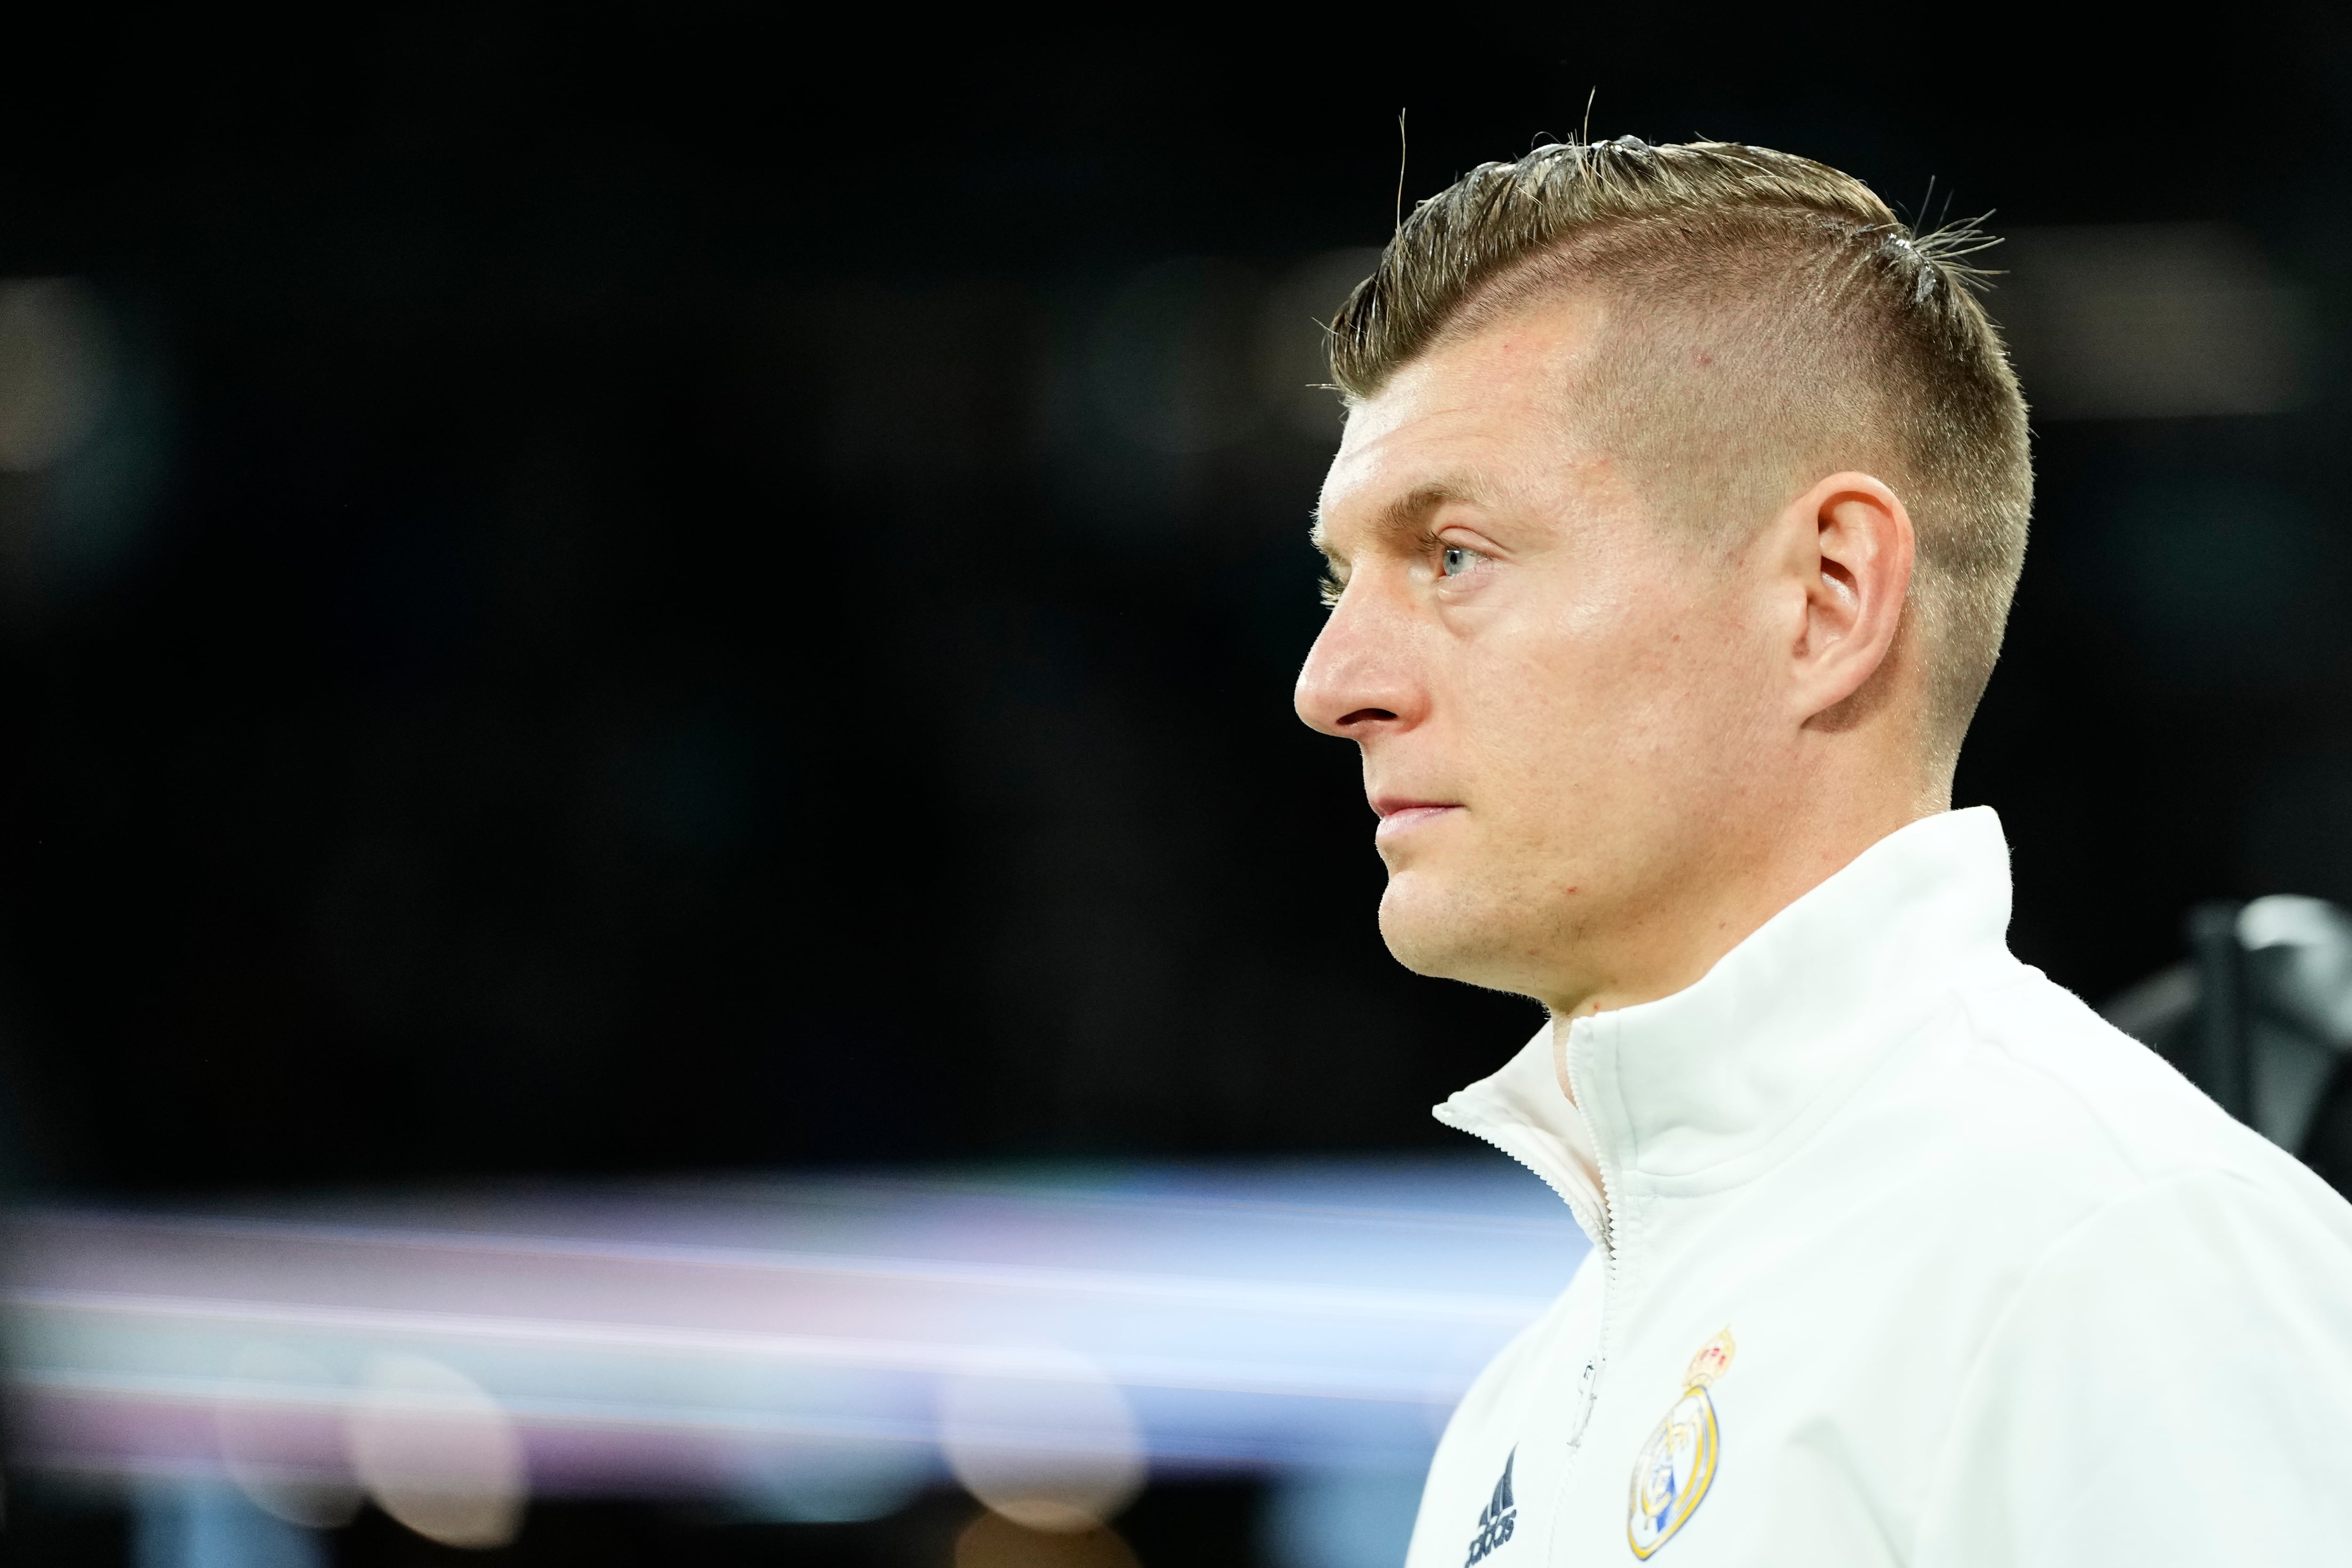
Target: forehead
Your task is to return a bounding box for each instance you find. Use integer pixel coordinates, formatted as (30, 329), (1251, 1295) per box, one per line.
(1317, 299), (1614, 545)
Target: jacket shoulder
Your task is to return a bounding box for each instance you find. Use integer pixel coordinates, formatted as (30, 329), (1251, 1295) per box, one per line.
(1933, 963), (2350, 1222)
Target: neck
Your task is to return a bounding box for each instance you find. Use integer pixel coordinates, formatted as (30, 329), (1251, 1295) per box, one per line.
(1542, 759), (1945, 1021)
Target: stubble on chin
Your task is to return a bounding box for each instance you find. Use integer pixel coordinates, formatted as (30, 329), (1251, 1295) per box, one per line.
(1376, 869), (1522, 989)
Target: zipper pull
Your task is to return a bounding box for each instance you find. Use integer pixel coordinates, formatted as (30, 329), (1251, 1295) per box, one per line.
(1565, 1359), (1600, 1446)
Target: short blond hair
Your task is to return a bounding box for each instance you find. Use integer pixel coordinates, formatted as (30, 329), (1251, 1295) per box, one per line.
(1329, 138), (2032, 760)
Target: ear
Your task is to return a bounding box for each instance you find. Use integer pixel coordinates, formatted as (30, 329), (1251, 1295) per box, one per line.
(1777, 471), (1915, 723)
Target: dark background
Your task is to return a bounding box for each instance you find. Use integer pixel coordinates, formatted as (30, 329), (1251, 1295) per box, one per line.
(0, 8), (2349, 1199)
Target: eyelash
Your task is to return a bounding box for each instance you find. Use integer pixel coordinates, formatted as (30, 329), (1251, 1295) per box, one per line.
(1319, 575), (1343, 608)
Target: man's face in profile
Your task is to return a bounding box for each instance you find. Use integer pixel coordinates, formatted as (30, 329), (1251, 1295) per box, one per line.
(1296, 302), (1785, 1007)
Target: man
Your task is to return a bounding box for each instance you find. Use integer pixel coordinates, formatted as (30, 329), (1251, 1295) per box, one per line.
(1294, 138), (2352, 1564)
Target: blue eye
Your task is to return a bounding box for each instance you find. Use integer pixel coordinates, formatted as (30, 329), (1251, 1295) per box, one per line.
(1441, 546), (1477, 576)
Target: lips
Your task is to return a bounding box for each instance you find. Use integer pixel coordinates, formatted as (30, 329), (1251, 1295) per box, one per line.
(1371, 799), (1463, 840)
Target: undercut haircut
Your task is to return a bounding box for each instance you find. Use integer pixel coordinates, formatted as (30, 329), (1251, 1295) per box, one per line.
(1329, 138), (2033, 764)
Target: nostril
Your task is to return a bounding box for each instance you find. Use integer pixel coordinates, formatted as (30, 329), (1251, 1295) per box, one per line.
(1338, 708), (1398, 727)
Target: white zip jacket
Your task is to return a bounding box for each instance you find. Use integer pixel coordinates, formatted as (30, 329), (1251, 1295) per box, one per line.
(1408, 807), (2352, 1568)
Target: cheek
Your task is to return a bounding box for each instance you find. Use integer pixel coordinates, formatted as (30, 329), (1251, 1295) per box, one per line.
(1457, 592), (1764, 798)
(1472, 603), (1667, 748)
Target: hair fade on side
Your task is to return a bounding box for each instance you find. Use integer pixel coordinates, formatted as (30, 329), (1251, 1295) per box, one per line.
(1329, 137), (2032, 763)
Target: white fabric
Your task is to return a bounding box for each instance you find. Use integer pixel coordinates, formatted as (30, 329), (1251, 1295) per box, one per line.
(1410, 807), (2352, 1568)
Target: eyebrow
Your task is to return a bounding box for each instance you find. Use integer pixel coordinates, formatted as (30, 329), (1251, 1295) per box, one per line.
(1312, 479), (1494, 560)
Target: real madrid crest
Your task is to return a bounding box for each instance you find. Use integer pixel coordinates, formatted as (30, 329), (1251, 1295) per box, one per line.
(1626, 1329), (1735, 1559)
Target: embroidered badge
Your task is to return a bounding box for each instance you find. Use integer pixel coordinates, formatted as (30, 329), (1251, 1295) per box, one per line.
(1463, 1449), (1516, 1565)
(1626, 1329), (1735, 1559)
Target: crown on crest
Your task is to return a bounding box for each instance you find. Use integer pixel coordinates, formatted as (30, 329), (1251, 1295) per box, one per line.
(1685, 1329), (1736, 1389)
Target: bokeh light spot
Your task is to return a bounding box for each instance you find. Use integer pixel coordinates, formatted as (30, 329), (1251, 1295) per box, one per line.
(344, 1354), (526, 1549)
(937, 1347), (1145, 1532)
(216, 1341), (363, 1529)
(954, 1508), (1143, 1568)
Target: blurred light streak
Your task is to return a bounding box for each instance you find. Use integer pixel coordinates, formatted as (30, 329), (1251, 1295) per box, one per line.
(6, 1158), (1584, 1525)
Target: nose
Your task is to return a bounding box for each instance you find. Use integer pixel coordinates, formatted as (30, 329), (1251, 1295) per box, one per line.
(1294, 585), (1422, 740)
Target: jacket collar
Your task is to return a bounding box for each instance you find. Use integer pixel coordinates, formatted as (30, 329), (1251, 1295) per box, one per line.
(1434, 808), (2018, 1240)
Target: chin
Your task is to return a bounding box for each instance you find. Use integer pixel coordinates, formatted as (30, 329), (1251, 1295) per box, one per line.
(1376, 876), (1521, 990)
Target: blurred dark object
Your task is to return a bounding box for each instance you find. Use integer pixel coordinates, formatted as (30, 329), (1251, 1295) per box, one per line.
(0, 1483), (1271, 1568)
(2184, 901), (2252, 1122)
(2103, 895), (2352, 1190)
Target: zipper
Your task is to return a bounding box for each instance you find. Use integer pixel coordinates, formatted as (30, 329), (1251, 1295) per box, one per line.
(1561, 1015), (1623, 1451)
(1488, 1131), (1607, 1247)
(1443, 1016), (1624, 1457)
(1447, 1114), (1608, 1457)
